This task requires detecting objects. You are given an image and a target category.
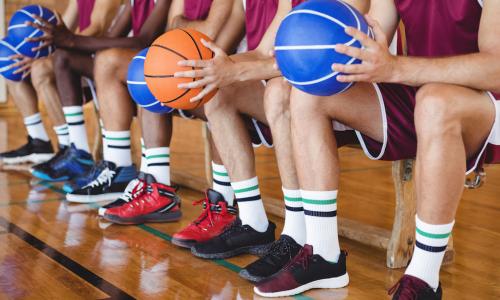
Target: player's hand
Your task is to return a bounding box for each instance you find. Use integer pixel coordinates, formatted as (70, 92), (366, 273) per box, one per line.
(332, 15), (397, 83)
(26, 12), (74, 50)
(9, 54), (33, 78)
(174, 39), (235, 102)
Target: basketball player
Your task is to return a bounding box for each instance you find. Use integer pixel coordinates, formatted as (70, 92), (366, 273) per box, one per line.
(255, 0), (500, 298)
(0, 0), (119, 165)
(174, 0), (366, 285)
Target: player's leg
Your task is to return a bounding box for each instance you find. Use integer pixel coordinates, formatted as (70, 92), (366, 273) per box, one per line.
(0, 80), (53, 164)
(31, 57), (69, 149)
(191, 80), (276, 259)
(255, 83), (383, 297)
(398, 83), (495, 294)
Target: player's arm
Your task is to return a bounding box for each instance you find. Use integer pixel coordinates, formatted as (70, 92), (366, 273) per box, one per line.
(333, 0), (500, 92)
(170, 0), (232, 40)
(78, 0), (122, 37)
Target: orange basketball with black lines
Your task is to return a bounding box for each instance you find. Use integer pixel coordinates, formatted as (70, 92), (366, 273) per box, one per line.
(144, 29), (216, 110)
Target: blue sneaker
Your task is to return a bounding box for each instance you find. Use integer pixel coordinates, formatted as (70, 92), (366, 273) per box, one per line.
(31, 144), (94, 182)
(62, 161), (106, 193)
(66, 161), (138, 203)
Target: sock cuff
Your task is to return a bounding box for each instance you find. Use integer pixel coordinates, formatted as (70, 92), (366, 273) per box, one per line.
(140, 138), (145, 148)
(301, 189), (337, 212)
(145, 147), (170, 159)
(282, 187), (302, 208)
(24, 113), (42, 125)
(231, 177), (260, 200)
(416, 215), (454, 235)
(415, 215), (454, 248)
(53, 124), (69, 131)
(211, 162), (228, 174)
(63, 106), (83, 115)
(105, 130), (131, 139)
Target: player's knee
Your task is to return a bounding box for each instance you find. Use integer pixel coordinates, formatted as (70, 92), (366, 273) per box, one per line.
(204, 86), (235, 118)
(264, 80), (291, 126)
(94, 48), (122, 77)
(30, 58), (53, 88)
(415, 83), (462, 139)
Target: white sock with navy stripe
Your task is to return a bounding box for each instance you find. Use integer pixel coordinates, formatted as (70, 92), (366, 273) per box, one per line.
(301, 189), (340, 263)
(231, 177), (268, 232)
(145, 147), (170, 185)
(63, 106), (89, 152)
(405, 215), (454, 290)
(140, 138), (148, 173)
(103, 130), (132, 167)
(282, 188), (306, 246)
(53, 124), (69, 147)
(24, 113), (49, 141)
(211, 162), (234, 206)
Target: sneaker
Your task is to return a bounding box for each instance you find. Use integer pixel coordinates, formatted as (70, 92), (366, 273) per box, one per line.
(239, 235), (302, 283)
(102, 173), (182, 225)
(389, 275), (442, 300)
(0, 136), (54, 165)
(62, 161), (104, 193)
(31, 145), (68, 174)
(66, 161), (137, 203)
(191, 219), (276, 259)
(254, 245), (349, 297)
(97, 172), (147, 217)
(31, 144), (93, 182)
(171, 189), (238, 248)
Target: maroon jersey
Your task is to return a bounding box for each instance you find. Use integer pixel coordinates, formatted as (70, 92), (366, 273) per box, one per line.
(131, 0), (156, 36)
(245, 0), (304, 51)
(184, 0), (212, 20)
(77, 0), (95, 32)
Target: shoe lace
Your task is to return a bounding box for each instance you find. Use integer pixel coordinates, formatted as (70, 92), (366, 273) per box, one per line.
(286, 247), (310, 271)
(388, 276), (421, 299)
(267, 238), (293, 260)
(120, 179), (145, 202)
(191, 197), (213, 226)
(83, 168), (115, 188)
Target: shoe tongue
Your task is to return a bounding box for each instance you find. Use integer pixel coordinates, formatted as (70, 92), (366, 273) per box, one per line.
(206, 189), (224, 204)
(102, 160), (117, 170)
(303, 244), (313, 255)
(144, 173), (157, 185)
(137, 172), (147, 181)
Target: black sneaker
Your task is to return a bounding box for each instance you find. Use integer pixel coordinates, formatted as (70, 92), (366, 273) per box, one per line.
(31, 145), (68, 174)
(389, 275), (442, 300)
(66, 161), (137, 203)
(0, 136), (54, 165)
(191, 218), (276, 259)
(254, 244), (349, 297)
(239, 235), (302, 282)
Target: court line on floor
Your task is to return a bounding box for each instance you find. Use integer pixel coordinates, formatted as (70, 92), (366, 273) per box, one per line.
(0, 216), (134, 300)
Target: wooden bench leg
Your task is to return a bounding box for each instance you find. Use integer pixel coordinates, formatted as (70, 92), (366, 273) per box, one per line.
(387, 160), (454, 268)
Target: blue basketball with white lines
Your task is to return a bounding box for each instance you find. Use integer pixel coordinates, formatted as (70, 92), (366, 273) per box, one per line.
(0, 37), (27, 81)
(8, 5), (56, 58)
(127, 48), (174, 114)
(275, 0), (371, 96)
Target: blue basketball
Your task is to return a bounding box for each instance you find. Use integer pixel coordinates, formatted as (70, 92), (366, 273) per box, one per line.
(8, 5), (56, 58)
(127, 48), (174, 114)
(274, 0), (372, 96)
(0, 37), (27, 81)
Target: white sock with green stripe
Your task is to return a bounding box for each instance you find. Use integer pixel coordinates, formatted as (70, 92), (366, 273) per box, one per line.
(63, 106), (89, 152)
(212, 162), (234, 206)
(405, 215), (454, 290)
(53, 124), (69, 147)
(301, 189), (340, 263)
(231, 177), (268, 232)
(282, 187), (306, 245)
(140, 138), (148, 173)
(145, 147), (170, 185)
(24, 113), (49, 141)
(103, 130), (132, 167)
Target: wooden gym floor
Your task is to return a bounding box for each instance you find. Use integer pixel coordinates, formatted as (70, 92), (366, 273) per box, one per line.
(0, 108), (499, 299)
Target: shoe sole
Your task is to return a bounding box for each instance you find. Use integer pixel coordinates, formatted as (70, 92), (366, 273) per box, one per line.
(66, 193), (123, 203)
(103, 210), (182, 225)
(253, 273), (349, 298)
(171, 237), (197, 249)
(31, 169), (69, 182)
(2, 153), (54, 165)
(191, 242), (273, 260)
(238, 269), (266, 283)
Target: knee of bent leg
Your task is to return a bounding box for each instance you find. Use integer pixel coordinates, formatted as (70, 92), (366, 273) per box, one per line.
(264, 79), (291, 126)
(94, 48), (123, 77)
(415, 83), (462, 139)
(31, 58), (53, 87)
(290, 87), (325, 125)
(204, 85), (237, 119)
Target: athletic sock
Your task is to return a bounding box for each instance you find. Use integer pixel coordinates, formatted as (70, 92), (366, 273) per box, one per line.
(140, 138), (148, 173)
(405, 215), (454, 290)
(145, 147), (170, 185)
(282, 187), (306, 246)
(103, 130), (132, 167)
(211, 162), (234, 206)
(24, 113), (49, 141)
(301, 189), (340, 263)
(53, 124), (69, 147)
(63, 106), (89, 152)
(231, 177), (268, 232)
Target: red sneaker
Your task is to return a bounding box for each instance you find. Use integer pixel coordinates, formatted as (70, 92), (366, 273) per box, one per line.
(103, 173), (181, 225)
(171, 189), (237, 248)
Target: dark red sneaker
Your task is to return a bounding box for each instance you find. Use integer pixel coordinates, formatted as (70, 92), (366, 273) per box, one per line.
(103, 173), (181, 225)
(389, 275), (442, 300)
(254, 244), (349, 297)
(172, 189), (237, 248)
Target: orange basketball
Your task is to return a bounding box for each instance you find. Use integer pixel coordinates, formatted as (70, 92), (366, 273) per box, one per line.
(144, 29), (216, 110)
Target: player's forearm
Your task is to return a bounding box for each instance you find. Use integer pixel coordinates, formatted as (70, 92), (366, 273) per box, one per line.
(60, 35), (145, 53)
(232, 57), (280, 82)
(393, 53), (500, 92)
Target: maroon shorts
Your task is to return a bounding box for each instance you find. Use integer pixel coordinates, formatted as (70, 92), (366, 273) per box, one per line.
(335, 83), (499, 174)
